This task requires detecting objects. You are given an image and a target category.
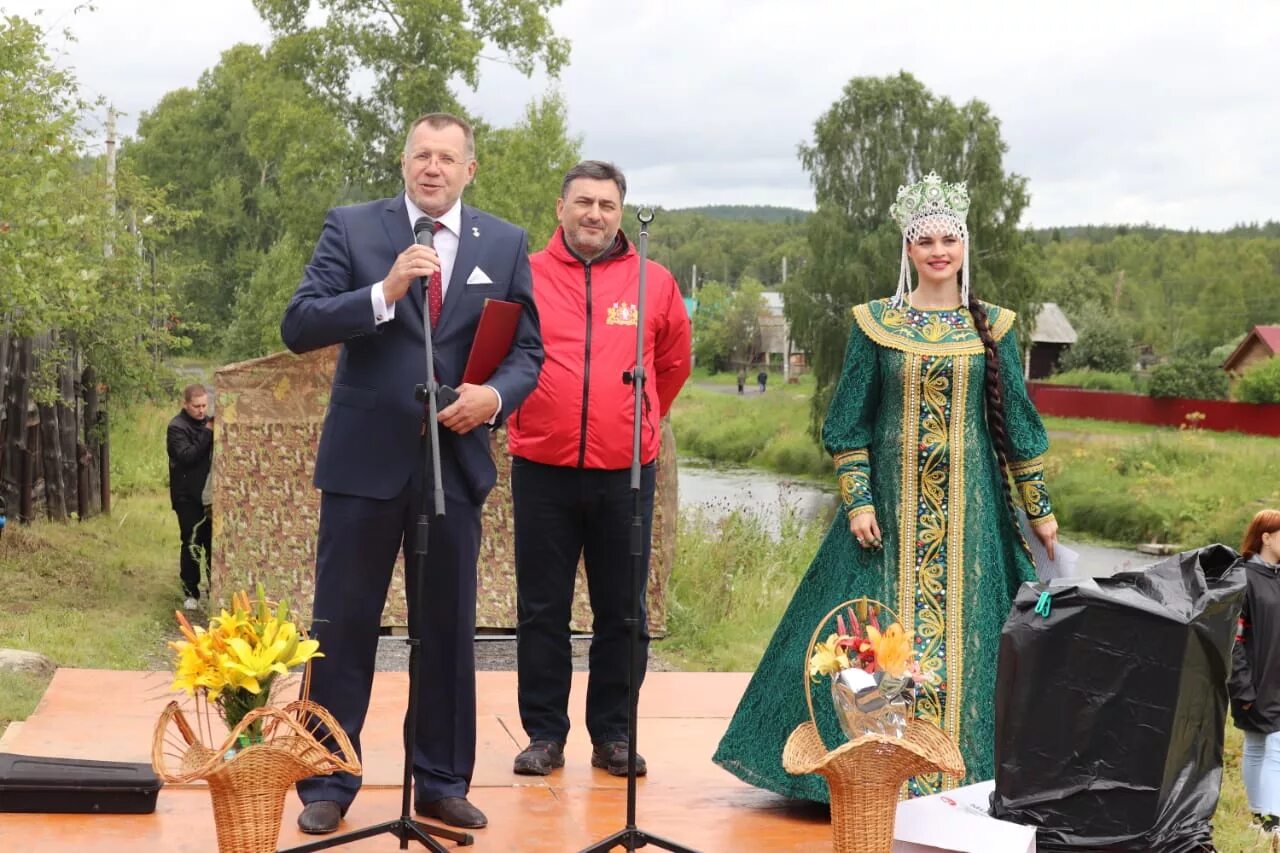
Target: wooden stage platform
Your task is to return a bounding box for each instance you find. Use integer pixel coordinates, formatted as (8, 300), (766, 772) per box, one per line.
(0, 669), (838, 852)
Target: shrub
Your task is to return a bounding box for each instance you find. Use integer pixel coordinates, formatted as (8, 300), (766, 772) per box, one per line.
(1060, 304), (1135, 373)
(1147, 358), (1229, 400)
(757, 431), (830, 478)
(1042, 369), (1137, 393)
(1234, 358), (1280, 404)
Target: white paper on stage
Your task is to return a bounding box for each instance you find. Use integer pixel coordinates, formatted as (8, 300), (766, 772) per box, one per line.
(1018, 509), (1079, 581)
(892, 780), (1036, 853)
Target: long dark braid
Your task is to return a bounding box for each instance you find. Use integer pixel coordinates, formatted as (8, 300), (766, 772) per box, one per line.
(967, 287), (1033, 558)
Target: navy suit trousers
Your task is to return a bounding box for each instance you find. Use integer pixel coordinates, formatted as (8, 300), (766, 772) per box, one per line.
(297, 483), (481, 807)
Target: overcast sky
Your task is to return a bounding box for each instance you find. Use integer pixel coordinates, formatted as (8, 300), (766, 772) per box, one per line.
(8, 0), (1277, 229)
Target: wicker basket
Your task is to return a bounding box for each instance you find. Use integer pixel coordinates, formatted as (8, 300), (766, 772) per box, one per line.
(152, 697), (361, 853)
(781, 598), (966, 853)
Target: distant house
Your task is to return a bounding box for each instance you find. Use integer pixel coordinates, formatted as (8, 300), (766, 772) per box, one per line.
(1024, 303), (1078, 380)
(758, 291), (807, 378)
(1222, 325), (1280, 375)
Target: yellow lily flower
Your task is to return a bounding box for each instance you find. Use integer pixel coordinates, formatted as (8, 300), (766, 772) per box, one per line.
(809, 633), (851, 679)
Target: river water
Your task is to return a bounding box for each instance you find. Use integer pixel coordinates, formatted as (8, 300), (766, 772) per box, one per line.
(677, 462), (1147, 578)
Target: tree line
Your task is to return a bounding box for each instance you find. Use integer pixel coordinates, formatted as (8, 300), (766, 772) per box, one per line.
(6, 3), (1279, 530)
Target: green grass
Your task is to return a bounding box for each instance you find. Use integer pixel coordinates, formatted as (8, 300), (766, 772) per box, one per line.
(1046, 421), (1280, 548)
(1042, 369), (1139, 393)
(664, 508), (824, 671)
(0, 398), (182, 739)
(672, 374), (829, 479)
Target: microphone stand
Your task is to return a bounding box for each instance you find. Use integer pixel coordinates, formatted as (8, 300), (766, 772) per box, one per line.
(577, 209), (699, 853)
(281, 237), (471, 852)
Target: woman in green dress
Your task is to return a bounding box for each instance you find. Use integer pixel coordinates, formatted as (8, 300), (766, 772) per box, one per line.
(713, 172), (1059, 802)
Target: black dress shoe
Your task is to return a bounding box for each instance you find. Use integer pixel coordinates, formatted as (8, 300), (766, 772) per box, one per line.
(415, 796), (487, 829)
(297, 800), (343, 834)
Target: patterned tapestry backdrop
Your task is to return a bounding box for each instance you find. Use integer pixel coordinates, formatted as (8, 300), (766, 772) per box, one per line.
(210, 347), (676, 634)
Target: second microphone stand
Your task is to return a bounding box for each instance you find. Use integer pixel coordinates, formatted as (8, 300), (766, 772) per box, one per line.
(578, 209), (699, 853)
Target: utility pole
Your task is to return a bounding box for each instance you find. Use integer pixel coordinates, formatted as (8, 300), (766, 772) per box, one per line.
(781, 256), (791, 383)
(691, 263), (701, 366)
(104, 106), (117, 258)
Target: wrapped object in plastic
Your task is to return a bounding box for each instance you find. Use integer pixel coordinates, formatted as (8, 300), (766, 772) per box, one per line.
(831, 667), (915, 741)
(990, 544), (1245, 852)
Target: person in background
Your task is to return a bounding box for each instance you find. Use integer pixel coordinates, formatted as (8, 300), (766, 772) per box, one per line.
(1230, 509), (1280, 835)
(736, 366), (746, 394)
(756, 367), (767, 393)
(166, 384), (213, 611)
(506, 160), (691, 779)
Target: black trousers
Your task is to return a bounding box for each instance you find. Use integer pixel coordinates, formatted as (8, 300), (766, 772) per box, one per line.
(174, 500), (211, 598)
(296, 484), (481, 809)
(512, 457), (656, 745)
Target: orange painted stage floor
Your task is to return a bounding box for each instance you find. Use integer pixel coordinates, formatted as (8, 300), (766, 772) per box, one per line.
(0, 669), (837, 852)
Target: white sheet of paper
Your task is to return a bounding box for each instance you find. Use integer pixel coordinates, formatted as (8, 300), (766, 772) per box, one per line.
(1019, 509), (1078, 581)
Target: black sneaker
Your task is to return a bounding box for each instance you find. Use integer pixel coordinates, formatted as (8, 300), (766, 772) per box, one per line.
(1263, 814), (1280, 834)
(591, 741), (647, 777)
(513, 740), (565, 776)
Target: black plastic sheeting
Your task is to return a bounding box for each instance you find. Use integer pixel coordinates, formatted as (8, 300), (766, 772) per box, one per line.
(990, 544), (1245, 852)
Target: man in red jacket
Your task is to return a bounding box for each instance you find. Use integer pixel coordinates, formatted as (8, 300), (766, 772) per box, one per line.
(507, 161), (691, 777)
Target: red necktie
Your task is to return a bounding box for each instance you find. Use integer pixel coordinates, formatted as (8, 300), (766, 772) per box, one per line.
(427, 220), (445, 328)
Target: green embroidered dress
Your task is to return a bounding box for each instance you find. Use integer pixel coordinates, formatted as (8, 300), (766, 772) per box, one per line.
(713, 298), (1055, 802)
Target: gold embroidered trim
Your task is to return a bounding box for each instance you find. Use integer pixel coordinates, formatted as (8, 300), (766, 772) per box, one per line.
(852, 300), (1016, 357)
(898, 355), (922, 646)
(832, 449), (868, 470)
(1008, 455), (1046, 477)
(1029, 512), (1057, 528)
(848, 505), (876, 519)
(942, 354), (969, 791)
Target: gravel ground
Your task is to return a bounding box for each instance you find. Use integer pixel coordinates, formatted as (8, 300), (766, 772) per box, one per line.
(373, 633), (677, 672)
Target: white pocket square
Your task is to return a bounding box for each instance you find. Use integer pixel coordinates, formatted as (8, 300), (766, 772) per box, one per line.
(466, 267), (494, 285)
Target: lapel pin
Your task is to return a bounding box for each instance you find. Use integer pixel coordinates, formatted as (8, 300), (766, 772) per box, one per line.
(472, 226), (480, 238)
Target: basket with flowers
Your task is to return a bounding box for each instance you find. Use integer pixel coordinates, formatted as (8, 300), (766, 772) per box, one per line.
(807, 599), (932, 741)
(782, 598), (963, 853)
(151, 585), (360, 853)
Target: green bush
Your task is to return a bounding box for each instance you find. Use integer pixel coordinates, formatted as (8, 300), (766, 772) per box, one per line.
(1234, 358), (1280, 404)
(1042, 369), (1137, 393)
(1060, 304), (1135, 373)
(1147, 358), (1229, 400)
(757, 431), (830, 478)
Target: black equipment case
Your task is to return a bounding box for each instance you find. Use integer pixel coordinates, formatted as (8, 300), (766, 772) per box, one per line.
(0, 752), (162, 814)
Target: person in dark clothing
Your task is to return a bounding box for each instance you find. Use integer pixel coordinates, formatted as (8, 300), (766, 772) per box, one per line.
(166, 383), (213, 610)
(1229, 509), (1280, 834)
(757, 368), (767, 393)
(736, 367), (746, 395)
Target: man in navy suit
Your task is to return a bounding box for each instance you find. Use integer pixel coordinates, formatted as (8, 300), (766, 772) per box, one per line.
(281, 112), (542, 835)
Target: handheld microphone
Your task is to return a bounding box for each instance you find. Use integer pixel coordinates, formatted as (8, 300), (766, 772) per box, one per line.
(413, 215), (436, 249)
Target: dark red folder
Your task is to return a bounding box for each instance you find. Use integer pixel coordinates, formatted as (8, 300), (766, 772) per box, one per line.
(462, 298), (523, 385)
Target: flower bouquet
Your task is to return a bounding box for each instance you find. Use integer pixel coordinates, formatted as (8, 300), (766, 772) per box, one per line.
(168, 585), (322, 749)
(152, 585), (360, 853)
(808, 603), (930, 741)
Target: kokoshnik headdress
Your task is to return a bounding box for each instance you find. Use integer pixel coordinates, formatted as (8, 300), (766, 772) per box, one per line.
(888, 172), (972, 307)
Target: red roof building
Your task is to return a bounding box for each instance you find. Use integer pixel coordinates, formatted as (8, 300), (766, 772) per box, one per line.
(1222, 325), (1280, 375)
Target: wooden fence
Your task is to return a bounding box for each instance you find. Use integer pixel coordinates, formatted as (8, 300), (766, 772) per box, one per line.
(0, 331), (110, 524)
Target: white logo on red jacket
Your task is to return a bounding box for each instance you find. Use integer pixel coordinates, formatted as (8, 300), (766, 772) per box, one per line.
(606, 301), (638, 326)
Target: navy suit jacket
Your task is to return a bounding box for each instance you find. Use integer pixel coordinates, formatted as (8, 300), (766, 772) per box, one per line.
(281, 194), (542, 505)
